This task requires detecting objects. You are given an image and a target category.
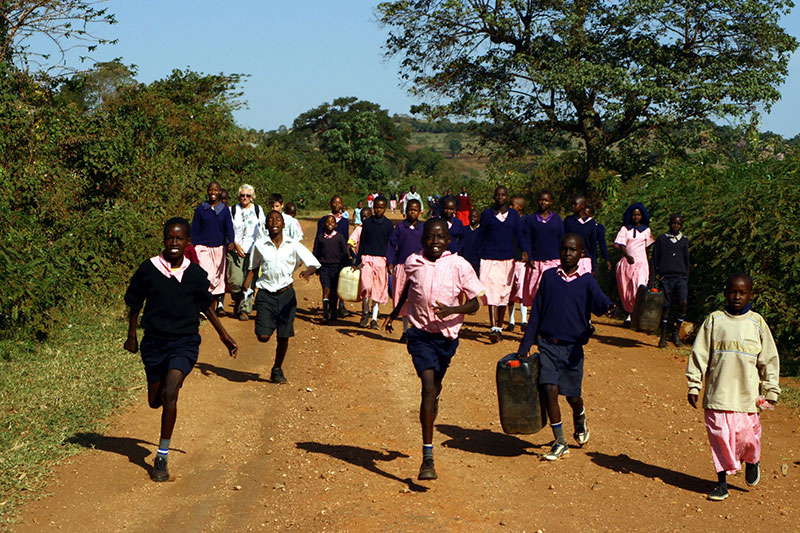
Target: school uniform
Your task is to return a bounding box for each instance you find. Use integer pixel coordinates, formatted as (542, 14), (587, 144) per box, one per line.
(563, 214), (596, 276)
(686, 306), (780, 474)
(313, 231), (349, 290)
(456, 192), (471, 226)
(522, 212), (563, 306)
(227, 203), (266, 315)
(386, 220), (424, 316)
(519, 268), (613, 397)
(191, 201), (234, 295)
(124, 255), (213, 383)
(590, 221), (611, 272)
(404, 251), (485, 378)
(354, 208), (363, 226)
(458, 224), (481, 274)
(442, 215), (464, 253)
(652, 232), (690, 308)
(477, 208), (529, 306)
(356, 215), (394, 304)
(247, 235), (321, 338)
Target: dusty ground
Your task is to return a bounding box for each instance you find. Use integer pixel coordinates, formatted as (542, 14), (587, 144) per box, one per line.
(16, 216), (800, 532)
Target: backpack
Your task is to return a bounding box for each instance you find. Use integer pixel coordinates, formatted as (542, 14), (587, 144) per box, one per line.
(231, 203), (262, 220)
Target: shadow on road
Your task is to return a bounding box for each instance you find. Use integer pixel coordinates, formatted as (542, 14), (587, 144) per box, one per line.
(296, 441), (429, 492)
(436, 424), (538, 457)
(335, 327), (391, 342)
(195, 362), (269, 383)
(586, 451), (745, 494)
(65, 432), (185, 476)
(591, 333), (649, 349)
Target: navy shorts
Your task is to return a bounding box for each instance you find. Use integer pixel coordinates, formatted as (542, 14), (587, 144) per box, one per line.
(139, 334), (201, 384)
(407, 327), (459, 380)
(660, 276), (688, 308)
(537, 337), (584, 397)
(254, 286), (297, 338)
(318, 264), (341, 290)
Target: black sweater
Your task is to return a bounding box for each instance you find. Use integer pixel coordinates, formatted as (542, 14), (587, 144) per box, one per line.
(124, 260), (213, 339)
(652, 234), (690, 278)
(313, 232), (349, 265)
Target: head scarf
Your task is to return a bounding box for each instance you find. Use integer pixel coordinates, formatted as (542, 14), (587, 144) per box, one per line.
(623, 203), (650, 237)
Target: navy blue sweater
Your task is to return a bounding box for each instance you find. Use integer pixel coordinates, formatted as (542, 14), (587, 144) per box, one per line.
(459, 224), (481, 268)
(522, 213), (563, 261)
(652, 233), (690, 278)
(356, 215), (394, 260)
(477, 208), (529, 260)
(518, 269), (613, 355)
(443, 215), (464, 253)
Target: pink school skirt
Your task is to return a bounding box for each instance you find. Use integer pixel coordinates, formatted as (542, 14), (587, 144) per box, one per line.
(522, 258), (561, 306)
(390, 199), (397, 211)
(195, 244), (226, 295)
(480, 259), (515, 306)
(392, 263), (409, 316)
(704, 409), (761, 475)
(616, 257), (650, 313)
(509, 261), (527, 304)
(360, 255), (389, 304)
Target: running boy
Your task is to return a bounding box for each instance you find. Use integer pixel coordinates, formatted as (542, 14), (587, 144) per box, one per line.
(653, 214), (689, 348)
(243, 211), (321, 383)
(124, 217), (238, 481)
(686, 273), (780, 501)
(355, 196), (394, 329)
(314, 215), (350, 323)
(517, 234), (616, 461)
(384, 218), (485, 480)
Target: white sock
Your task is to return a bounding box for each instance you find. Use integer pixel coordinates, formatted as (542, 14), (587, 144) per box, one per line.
(372, 302), (380, 320)
(508, 303), (516, 325)
(521, 305), (528, 324)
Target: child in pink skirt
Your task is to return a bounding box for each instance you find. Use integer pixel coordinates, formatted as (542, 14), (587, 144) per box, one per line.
(355, 197), (394, 330)
(522, 190), (563, 307)
(614, 203), (654, 326)
(507, 196), (528, 332)
(686, 273), (780, 501)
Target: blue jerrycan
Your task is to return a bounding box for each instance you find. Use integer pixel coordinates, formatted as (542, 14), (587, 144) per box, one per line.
(496, 353), (548, 434)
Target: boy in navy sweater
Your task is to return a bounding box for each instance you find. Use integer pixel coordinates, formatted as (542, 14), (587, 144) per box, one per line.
(517, 234), (616, 461)
(652, 214), (690, 348)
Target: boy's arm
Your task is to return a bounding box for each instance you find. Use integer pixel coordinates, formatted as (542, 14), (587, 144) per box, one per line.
(757, 319), (781, 402)
(517, 297), (540, 357)
(295, 242), (321, 281)
(651, 237), (661, 275)
(588, 278), (617, 317)
(123, 308), (140, 353)
(204, 306), (238, 358)
(686, 315), (713, 407)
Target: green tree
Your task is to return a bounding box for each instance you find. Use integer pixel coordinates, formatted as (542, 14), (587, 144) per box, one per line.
(379, 0), (797, 188)
(447, 135), (463, 158)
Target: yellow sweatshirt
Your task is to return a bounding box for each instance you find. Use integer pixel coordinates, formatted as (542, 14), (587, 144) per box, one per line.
(686, 309), (780, 413)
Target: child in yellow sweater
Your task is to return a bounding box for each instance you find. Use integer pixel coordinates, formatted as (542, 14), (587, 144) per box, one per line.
(686, 273), (780, 501)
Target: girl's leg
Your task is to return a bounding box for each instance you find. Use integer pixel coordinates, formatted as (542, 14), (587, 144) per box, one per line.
(488, 305), (497, 328)
(496, 304), (506, 329)
(322, 286), (332, 321)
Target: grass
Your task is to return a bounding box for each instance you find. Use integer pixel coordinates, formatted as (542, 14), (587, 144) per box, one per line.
(0, 300), (142, 527)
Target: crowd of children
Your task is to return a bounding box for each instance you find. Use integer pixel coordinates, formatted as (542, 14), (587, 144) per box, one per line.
(124, 181), (780, 501)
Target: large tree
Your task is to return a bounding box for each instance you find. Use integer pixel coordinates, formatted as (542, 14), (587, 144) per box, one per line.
(378, 0), (797, 185)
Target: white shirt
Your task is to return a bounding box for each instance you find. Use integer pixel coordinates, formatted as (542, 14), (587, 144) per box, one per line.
(403, 191), (422, 211)
(282, 213), (302, 241)
(230, 204), (265, 253)
(247, 235), (321, 292)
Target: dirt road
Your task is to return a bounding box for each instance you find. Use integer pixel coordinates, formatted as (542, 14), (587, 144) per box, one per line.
(16, 217), (800, 532)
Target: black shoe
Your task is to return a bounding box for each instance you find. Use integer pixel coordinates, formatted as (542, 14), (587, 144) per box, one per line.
(520, 322), (527, 332)
(238, 312), (249, 321)
(745, 462), (760, 487)
(322, 301), (331, 322)
(338, 302), (350, 318)
(673, 329), (683, 347)
(418, 458), (438, 480)
(215, 306), (226, 317)
(708, 484), (729, 501)
(506, 323), (515, 332)
(370, 319), (379, 330)
(399, 332), (407, 344)
(270, 367), (288, 384)
(623, 316), (631, 328)
(489, 330), (501, 344)
(151, 456), (170, 482)
(658, 336), (668, 348)
(359, 313), (370, 328)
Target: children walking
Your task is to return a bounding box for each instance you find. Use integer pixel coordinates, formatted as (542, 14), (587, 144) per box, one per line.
(384, 218), (485, 480)
(313, 215), (350, 323)
(653, 214), (690, 347)
(243, 210), (321, 383)
(686, 273), (780, 501)
(124, 217), (238, 481)
(386, 198), (423, 342)
(522, 190), (563, 307)
(191, 181), (235, 315)
(517, 234), (616, 461)
(507, 196), (528, 332)
(614, 203), (655, 326)
(355, 196), (394, 329)
(477, 185), (529, 343)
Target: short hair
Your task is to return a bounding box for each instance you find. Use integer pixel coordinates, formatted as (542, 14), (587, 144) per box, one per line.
(495, 185), (508, 193)
(373, 195), (387, 205)
(361, 207), (373, 217)
(585, 205), (595, 216)
(238, 183), (255, 199)
(285, 201), (297, 213)
(538, 189), (553, 200)
(669, 213), (683, 223)
(561, 233), (585, 251)
(164, 217), (191, 239)
(726, 272), (752, 290)
(424, 217), (451, 238)
(510, 195), (525, 205)
(266, 209), (284, 222)
(269, 193), (284, 204)
(442, 196), (458, 207)
(208, 181), (221, 189)
(406, 198), (422, 209)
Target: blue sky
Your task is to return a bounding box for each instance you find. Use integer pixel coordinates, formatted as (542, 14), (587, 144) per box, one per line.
(32, 0), (800, 137)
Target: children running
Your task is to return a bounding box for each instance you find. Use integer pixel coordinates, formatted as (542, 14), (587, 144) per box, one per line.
(124, 217), (238, 481)
(653, 214), (690, 348)
(355, 196), (394, 330)
(517, 234), (616, 461)
(384, 218), (485, 480)
(614, 203), (655, 326)
(686, 273), (780, 501)
(313, 215), (350, 323)
(243, 210), (321, 383)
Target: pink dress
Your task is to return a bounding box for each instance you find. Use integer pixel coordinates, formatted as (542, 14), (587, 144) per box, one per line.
(614, 226), (655, 313)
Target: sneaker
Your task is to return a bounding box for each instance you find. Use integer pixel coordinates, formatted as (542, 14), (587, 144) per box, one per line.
(745, 462), (760, 487)
(707, 484), (729, 501)
(238, 312), (249, 321)
(418, 458), (438, 480)
(151, 456), (170, 482)
(623, 315), (631, 328)
(573, 418), (590, 446)
(673, 329), (683, 347)
(270, 367), (288, 384)
(506, 323), (516, 332)
(543, 441), (570, 461)
(370, 319), (379, 330)
(359, 312), (370, 328)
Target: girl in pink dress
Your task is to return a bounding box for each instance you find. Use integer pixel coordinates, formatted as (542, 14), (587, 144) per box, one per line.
(614, 203), (654, 325)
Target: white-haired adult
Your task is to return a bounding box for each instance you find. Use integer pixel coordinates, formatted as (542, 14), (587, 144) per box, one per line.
(227, 184), (266, 320)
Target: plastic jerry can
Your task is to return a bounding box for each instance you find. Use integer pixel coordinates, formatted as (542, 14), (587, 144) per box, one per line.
(631, 285), (664, 333)
(496, 353), (548, 434)
(337, 266), (361, 302)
